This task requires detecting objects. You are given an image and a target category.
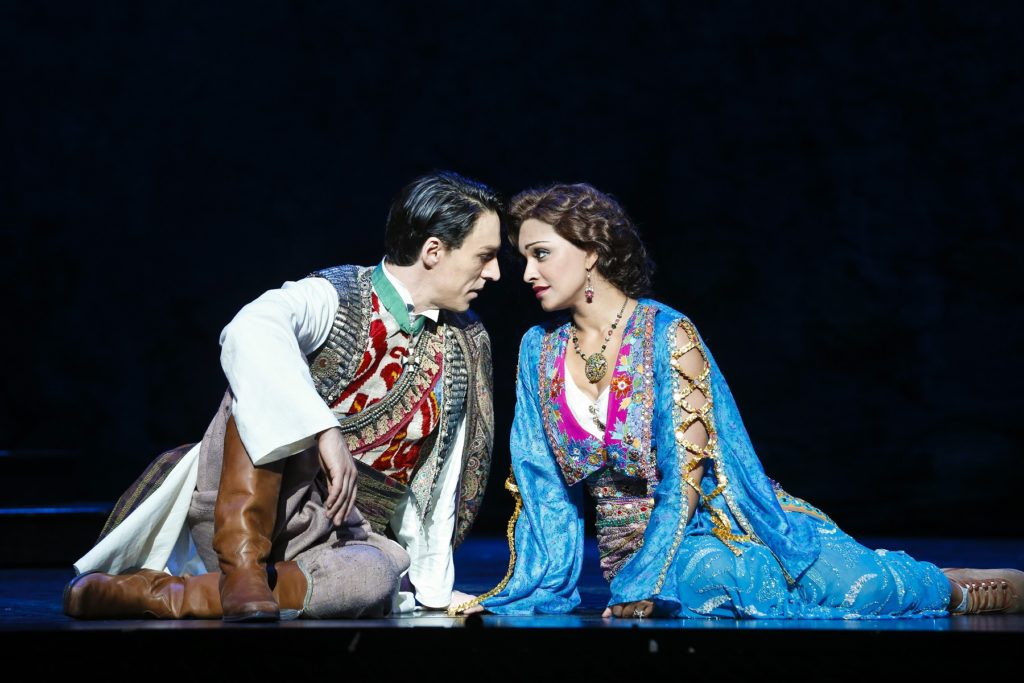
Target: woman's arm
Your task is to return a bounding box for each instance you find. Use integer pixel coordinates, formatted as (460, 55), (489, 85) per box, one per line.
(673, 322), (710, 524)
(607, 318), (714, 616)
(478, 328), (586, 615)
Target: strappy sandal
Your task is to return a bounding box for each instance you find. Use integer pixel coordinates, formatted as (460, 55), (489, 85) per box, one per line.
(942, 568), (1024, 615)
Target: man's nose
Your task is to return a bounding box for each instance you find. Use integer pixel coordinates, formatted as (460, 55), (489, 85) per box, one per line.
(483, 257), (500, 282)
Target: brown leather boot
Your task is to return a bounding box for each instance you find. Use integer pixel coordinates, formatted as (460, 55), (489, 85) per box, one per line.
(63, 562), (308, 619)
(213, 416), (286, 621)
(270, 561), (308, 614)
(63, 570), (221, 619)
(943, 568), (1024, 614)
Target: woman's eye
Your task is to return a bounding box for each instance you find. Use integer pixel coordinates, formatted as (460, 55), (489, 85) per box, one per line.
(535, 249), (549, 260)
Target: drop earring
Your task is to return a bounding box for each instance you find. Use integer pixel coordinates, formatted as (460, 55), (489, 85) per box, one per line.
(585, 267), (594, 303)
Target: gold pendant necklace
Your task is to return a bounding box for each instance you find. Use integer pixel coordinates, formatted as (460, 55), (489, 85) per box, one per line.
(571, 297), (629, 384)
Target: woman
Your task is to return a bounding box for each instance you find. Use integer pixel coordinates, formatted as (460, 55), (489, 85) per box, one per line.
(456, 183), (1021, 619)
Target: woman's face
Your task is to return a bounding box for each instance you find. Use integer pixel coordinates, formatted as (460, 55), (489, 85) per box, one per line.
(517, 218), (592, 312)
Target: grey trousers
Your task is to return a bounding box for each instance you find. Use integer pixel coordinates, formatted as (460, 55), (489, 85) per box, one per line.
(186, 392), (410, 619)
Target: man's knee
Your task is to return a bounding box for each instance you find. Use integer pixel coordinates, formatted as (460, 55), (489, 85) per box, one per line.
(299, 542), (405, 619)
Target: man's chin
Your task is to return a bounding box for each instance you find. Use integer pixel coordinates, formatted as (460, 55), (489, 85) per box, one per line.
(440, 301), (472, 313)
(459, 292), (483, 310)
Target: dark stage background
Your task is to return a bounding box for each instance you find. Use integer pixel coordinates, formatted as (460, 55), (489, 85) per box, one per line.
(3, 2), (1022, 539)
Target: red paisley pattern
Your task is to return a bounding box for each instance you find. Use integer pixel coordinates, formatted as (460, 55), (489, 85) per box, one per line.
(330, 292), (442, 483)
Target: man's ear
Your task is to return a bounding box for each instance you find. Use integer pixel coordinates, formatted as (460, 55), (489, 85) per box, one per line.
(421, 236), (445, 269)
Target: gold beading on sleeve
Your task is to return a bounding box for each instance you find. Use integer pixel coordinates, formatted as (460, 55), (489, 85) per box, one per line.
(655, 319), (754, 594)
(674, 321), (797, 584)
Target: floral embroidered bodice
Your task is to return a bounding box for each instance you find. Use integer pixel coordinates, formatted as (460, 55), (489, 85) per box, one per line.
(539, 303), (660, 488)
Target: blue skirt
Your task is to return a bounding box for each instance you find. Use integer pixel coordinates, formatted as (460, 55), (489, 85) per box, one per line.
(667, 510), (951, 619)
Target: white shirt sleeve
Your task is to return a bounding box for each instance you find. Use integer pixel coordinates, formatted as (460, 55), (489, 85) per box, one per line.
(391, 414), (467, 609)
(219, 277), (340, 466)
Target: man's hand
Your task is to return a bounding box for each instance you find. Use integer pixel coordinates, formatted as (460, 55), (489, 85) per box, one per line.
(602, 599), (654, 619)
(317, 427), (357, 526)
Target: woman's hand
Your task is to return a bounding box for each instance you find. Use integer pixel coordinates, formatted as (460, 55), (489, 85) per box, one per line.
(602, 599), (654, 618)
(449, 590), (482, 615)
(317, 426), (358, 526)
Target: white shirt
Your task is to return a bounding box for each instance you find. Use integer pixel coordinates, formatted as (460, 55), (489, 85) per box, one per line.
(75, 274), (466, 610)
(564, 362), (610, 440)
(377, 260), (459, 608)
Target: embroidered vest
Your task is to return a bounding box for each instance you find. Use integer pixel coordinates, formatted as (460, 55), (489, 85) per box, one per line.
(306, 265), (492, 547)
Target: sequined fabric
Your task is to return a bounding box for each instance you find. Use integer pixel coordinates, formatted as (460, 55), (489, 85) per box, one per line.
(483, 301), (951, 619)
(538, 304), (658, 485)
(588, 469), (653, 581)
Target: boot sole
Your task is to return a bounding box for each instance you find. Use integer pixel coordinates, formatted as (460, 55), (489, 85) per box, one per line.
(222, 610), (280, 622)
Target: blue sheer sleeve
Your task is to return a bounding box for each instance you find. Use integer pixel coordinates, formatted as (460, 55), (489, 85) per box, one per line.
(481, 327), (586, 615)
(608, 309), (820, 613)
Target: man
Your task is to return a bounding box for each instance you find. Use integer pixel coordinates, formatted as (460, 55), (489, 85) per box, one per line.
(64, 171), (500, 620)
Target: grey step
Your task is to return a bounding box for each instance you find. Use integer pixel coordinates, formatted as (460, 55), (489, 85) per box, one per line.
(0, 503), (112, 567)
(0, 449), (135, 506)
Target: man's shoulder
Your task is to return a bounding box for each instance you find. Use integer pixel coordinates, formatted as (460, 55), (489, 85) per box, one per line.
(445, 307), (480, 326)
(445, 309), (489, 343)
(307, 264), (369, 283)
(307, 265), (373, 303)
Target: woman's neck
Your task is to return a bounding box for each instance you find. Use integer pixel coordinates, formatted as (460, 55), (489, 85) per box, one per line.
(571, 282), (635, 336)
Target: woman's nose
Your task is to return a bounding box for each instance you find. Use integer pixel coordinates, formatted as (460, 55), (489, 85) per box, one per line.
(483, 258), (500, 282)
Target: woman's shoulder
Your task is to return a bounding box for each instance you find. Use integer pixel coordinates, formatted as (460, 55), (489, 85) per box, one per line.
(638, 299), (711, 355)
(638, 298), (688, 326)
(519, 316), (569, 345)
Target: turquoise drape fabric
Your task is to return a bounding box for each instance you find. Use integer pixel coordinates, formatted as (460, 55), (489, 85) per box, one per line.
(483, 302), (950, 619)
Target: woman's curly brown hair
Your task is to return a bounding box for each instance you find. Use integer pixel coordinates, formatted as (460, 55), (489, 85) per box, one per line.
(509, 183), (654, 298)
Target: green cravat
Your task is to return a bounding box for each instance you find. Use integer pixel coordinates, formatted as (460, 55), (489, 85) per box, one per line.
(372, 264), (425, 336)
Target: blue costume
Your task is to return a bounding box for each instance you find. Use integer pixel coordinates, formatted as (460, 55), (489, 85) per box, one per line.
(481, 300), (950, 618)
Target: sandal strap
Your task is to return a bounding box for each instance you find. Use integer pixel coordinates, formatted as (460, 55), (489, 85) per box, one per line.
(957, 578), (1012, 614)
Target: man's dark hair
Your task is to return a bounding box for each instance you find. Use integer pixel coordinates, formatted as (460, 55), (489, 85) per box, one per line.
(384, 171), (503, 266)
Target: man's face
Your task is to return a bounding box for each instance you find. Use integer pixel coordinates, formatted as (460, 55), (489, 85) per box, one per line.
(431, 210), (501, 311)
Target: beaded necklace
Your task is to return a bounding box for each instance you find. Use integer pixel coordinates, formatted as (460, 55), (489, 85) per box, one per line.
(570, 297), (628, 383)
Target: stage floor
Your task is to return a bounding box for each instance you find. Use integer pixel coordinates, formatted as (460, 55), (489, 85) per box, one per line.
(4, 537), (1023, 678)
(4, 536), (1023, 631)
